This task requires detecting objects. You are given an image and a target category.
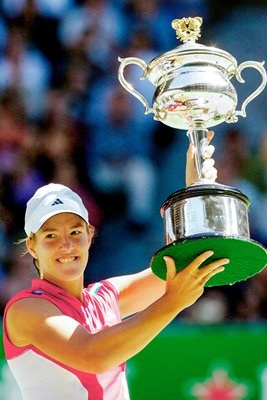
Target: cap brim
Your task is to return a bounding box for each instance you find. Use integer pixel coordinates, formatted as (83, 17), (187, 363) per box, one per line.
(30, 209), (88, 234)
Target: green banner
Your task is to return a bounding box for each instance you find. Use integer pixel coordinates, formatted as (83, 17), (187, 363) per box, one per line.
(127, 323), (267, 400)
(1, 323), (267, 399)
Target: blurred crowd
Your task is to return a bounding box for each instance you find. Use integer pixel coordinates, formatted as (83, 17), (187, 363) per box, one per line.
(0, 0), (266, 323)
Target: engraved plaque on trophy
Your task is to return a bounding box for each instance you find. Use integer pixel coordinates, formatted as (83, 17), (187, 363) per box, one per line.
(118, 17), (267, 286)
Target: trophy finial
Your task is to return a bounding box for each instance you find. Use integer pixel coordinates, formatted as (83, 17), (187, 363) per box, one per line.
(172, 17), (203, 43)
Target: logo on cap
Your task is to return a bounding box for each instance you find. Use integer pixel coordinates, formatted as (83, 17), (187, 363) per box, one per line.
(51, 198), (64, 206)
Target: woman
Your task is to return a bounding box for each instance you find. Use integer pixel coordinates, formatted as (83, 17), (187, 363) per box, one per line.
(3, 136), (228, 399)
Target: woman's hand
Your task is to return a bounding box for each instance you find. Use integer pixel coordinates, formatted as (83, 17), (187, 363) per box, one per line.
(163, 251), (229, 311)
(186, 131), (217, 186)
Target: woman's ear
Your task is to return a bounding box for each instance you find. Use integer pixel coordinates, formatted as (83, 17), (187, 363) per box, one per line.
(87, 225), (95, 246)
(26, 237), (38, 259)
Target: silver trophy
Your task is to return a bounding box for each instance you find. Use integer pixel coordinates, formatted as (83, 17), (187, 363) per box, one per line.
(118, 17), (267, 286)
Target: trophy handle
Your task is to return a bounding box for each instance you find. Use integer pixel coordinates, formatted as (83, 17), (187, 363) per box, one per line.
(235, 61), (267, 118)
(118, 57), (159, 119)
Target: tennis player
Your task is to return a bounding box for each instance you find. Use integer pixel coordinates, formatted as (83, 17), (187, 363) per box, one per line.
(3, 135), (228, 399)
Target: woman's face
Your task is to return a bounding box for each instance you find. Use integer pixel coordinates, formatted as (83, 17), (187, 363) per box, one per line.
(26, 213), (92, 283)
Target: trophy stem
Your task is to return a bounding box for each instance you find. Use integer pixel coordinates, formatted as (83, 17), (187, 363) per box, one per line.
(187, 125), (209, 182)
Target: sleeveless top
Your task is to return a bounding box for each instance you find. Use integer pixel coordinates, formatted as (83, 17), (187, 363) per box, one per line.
(3, 278), (130, 400)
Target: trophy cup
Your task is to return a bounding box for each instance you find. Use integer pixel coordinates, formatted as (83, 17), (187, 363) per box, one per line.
(118, 17), (267, 286)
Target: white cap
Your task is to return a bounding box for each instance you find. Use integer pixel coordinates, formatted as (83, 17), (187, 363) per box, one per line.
(24, 183), (89, 236)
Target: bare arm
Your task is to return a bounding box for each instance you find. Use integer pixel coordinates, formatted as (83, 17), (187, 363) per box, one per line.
(108, 268), (166, 318)
(6, 251), (228, 374)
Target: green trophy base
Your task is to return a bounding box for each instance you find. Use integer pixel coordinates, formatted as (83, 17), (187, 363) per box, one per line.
(150, 235), (267, 287)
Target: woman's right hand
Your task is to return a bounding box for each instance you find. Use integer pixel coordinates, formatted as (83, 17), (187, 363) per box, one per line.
(163, 251), (229, 312)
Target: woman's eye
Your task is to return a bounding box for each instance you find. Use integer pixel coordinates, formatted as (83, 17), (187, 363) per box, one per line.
(46, 233), (56, 238)
(71, 230), (81, 235)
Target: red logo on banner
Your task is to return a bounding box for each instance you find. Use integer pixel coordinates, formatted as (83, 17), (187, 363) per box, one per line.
(191, 368), (249, 400)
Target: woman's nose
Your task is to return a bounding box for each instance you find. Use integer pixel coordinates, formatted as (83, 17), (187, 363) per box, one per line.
(60, 236), (74, 249)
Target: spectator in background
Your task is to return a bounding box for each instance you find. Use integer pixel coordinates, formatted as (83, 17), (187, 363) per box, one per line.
(2, 0), (74, 18)
(29, 87), (102, 228)
(33, 88), (83, 180)
(206, 4), (267, 148)
(251, 132), (267, 246)
(58, 0), (128, 73)
(87, 84), (158, 230)
(0, 16), (8, 56)
(0, 89), (43, 235)
(0, 249), (35, 316)
(52, 160), (102, 229)
(62, 56), (97, 176)
(0, 24), (51, 121)
(2, 0), (74, 71)
(63, 56), (93, 123)
(0, 88), (31, 175)
(259, 132), (267, 190)
(127, 0), (209, 51)
(5, 152), (45, 234)
(216, 128), (266, 246)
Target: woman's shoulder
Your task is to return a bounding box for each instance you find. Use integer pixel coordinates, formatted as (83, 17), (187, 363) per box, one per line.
(4, 283), (54, 315)
(4, 292), (63, 349)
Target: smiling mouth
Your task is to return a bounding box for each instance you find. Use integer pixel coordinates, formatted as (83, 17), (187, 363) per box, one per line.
(57, 256), (78, 263)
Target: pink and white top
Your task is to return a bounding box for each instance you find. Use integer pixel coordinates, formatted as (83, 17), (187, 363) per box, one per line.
(3, 279), (130, 400)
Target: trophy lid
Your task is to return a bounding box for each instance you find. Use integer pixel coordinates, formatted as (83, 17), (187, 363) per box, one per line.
(147, 17), (238, 85)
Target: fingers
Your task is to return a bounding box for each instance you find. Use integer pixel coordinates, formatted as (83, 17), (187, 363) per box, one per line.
(202, 144), (215, 160)
(201, 132), (217, 182)
(202, 158), (215, 169)
(165, 251), (229, 277)
(203, 167), (217, 181)
(164, 251), (228, 293)
(186, 250), (215, 272)
(202, 158), (217, 181)
(198, 258), (229, 282)
(207, 130), (214, 144)
(186, 131), (216, 185)
(187, 252), (229, 287)
(201, 265), (226, 285)
(164, 256), (177, 281)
